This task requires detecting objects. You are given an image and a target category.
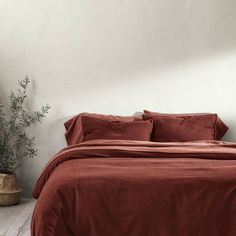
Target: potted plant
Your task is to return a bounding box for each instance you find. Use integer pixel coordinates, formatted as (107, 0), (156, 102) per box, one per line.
(0, 77), (50, 205)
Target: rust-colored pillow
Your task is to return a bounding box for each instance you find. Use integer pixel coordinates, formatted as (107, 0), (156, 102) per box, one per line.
(143, 110), (228, 142)
(64, 112), (142, 145)
(82, 116), (153, 142)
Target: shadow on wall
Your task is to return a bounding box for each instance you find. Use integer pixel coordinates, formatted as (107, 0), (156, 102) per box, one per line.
(0, 0), (236, 138)
(20, 116), (69, 197)
(0, 0), (236, 88)
(0, 83), (7, 105)
(52, 0), (236, 87)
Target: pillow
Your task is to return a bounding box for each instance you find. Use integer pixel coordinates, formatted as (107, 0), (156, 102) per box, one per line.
(82, 116), (153, 142)
(64, 112), (142, 145)
(143, 110), (228, 142)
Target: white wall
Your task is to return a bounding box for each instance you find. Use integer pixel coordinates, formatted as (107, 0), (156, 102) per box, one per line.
(0, 0), (236, 196)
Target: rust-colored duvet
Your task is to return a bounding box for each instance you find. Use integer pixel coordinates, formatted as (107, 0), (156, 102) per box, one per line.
(31, 140), (236, 236)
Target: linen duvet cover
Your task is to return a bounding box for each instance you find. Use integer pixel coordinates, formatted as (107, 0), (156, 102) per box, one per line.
(31, 139), (236, 236)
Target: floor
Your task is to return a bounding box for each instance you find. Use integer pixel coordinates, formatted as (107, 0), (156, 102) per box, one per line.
(0, 198), (36, 236)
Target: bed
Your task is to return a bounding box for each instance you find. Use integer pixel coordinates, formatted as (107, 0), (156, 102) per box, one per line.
(31, 139), (236, 236)
(31, 111), (235, 236)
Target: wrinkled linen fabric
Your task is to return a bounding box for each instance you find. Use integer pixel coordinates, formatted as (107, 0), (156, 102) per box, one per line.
(32, 139), (236, 236)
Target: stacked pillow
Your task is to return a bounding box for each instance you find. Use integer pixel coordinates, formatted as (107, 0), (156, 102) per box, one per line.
(64, 112), (143, 145)
(64, 111), (228, 145)
(143, 110), (228, 142)
(82, 116), (153, 142)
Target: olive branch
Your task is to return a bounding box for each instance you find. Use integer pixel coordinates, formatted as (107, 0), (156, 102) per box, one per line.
(0, 76), (50, 173)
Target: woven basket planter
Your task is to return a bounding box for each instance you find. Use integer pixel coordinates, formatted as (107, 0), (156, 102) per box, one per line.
(0, 173), (22, 206)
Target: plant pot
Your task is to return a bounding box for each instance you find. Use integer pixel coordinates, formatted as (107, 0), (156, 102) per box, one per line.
(0, 173), (22, 206)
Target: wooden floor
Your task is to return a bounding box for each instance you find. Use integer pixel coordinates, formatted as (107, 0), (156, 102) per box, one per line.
(0, 198), (36, 236)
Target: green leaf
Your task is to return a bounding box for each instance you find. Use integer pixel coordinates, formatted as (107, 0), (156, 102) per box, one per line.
(0, 76), (50, 173)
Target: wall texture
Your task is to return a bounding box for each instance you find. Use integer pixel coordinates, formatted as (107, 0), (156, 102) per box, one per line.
(0, 0), (236, 196)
